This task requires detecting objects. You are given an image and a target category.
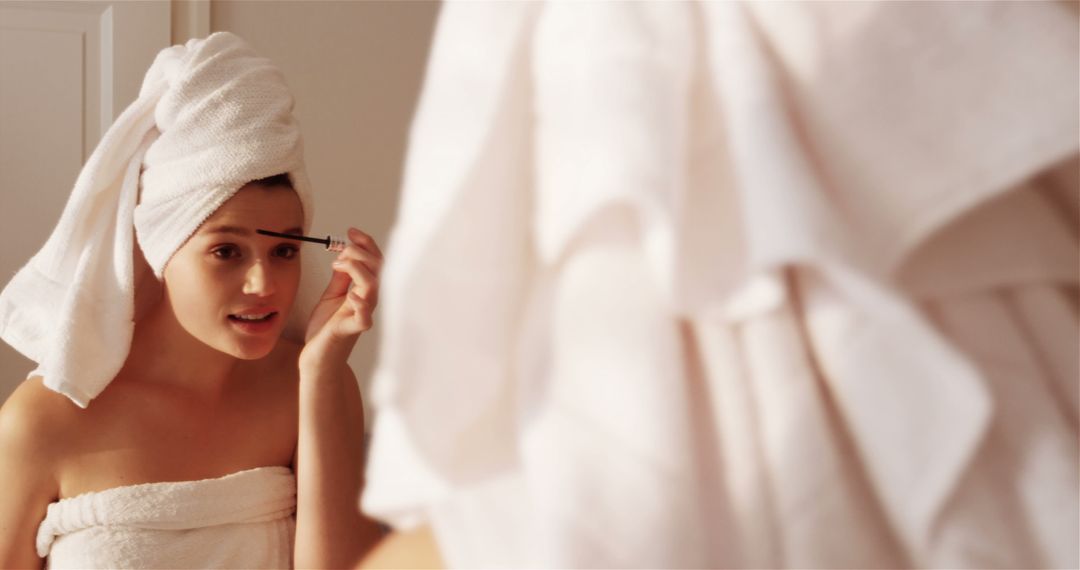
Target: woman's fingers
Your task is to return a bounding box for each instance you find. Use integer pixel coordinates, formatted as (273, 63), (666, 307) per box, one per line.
(335, 228), (383, 281)
(346, 289), (374, 330)
(322, 227), (381, 335)
(335, 243), (382, 276)
(332, 289), (372, 335)
(319, 264), (353, 301)
(348, 227), (383, 259)
(331, 258), (378, 306)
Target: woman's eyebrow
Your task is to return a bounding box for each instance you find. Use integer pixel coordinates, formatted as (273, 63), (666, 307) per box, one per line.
(201, 225), (248, 236)
(201, 225), (303, 236)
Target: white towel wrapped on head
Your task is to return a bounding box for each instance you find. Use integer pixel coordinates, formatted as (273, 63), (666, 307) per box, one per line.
(0, 31), (314, 407)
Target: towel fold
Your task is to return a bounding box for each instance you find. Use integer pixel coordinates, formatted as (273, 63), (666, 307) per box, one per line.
(36, 466), (296, 569)
(0, 32), (314, 407)
(362, 1), (1078, 567)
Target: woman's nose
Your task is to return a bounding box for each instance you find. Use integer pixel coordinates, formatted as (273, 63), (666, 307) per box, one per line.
(242, 260), (276, 297)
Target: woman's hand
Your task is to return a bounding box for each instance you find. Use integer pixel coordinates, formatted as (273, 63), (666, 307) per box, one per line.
(299, 227), (383, 371)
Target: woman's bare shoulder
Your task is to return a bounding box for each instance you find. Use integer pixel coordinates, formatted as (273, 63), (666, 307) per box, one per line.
(0, 377), (83, 443)
(0, 378), (72, 570)
(0, 377), (81, 483)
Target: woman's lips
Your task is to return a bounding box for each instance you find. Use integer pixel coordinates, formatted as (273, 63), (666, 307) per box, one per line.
(227, 311), (279, 334)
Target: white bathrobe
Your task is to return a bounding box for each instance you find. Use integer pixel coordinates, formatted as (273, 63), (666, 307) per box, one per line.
(362, 1), (1079, 568)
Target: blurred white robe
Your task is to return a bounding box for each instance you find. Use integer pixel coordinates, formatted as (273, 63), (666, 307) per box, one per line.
(362, 2), (1079, 568)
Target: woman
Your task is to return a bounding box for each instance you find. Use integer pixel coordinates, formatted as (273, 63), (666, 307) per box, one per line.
(0, 33), (383, 568)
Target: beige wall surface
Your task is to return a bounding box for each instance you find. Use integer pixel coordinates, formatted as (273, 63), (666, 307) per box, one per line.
(0, 0), (439, 405)
(211, 0), (440, 400)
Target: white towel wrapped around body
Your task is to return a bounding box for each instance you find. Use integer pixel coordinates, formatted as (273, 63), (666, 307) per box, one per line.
(0, 31), (314, 407)
(35, 466), (296, 569)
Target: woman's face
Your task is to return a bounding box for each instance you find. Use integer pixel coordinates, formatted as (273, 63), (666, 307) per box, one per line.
(161, 183), (304, 360)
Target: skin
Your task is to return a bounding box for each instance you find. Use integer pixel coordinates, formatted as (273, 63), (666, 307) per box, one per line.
(0, 182), (417, 568)
(358, 526), (445, 569)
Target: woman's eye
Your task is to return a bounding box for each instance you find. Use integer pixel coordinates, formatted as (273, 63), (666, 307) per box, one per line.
(211, 245), (241, 260)
(275, 244), (299, 259)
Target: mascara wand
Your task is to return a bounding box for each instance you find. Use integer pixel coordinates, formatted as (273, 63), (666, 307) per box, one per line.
(256, 229), (347, 252)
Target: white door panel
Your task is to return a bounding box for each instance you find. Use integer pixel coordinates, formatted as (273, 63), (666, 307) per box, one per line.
(0, 0), (170, 403)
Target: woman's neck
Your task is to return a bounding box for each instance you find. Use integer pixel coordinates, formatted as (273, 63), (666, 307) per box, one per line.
(120, 301), (241, 401)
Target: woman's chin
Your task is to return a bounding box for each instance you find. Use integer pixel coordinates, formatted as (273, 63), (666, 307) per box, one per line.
(224, 335), (281, 360)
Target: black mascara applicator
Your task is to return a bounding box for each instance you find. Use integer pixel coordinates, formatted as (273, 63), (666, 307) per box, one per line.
(256, 229), (346, 252)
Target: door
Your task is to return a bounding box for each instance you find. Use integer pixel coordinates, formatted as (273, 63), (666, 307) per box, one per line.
(0, 0), (171, 403)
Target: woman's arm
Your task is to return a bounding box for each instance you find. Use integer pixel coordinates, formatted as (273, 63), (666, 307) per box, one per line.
(0, 379), (62, 569)
(357, 526), (444, 569)
(294, 358), (384, 569)
(293, 227), (386, 568)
